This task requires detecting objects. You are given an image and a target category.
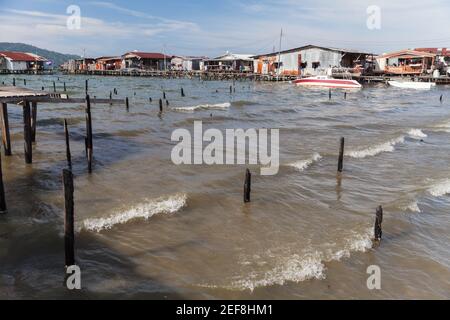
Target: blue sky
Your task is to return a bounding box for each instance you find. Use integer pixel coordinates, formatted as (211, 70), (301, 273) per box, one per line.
(1, 0), (450, 57)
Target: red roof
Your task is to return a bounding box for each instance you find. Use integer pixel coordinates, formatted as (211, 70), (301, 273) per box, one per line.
(0, 51), (46, 62)
(415, 48), (450, 56)
(122, 52), (171, 59)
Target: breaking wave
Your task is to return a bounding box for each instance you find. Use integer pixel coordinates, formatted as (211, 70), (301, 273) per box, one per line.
(200, 228), (373, 292)
(78, 194), (187, 232)
(172, 102), (231, 112)
(408, 129), (427, 139)
(287, 153), (322, 171)
(346, 136), (405, 158)
(400, 200), (421, 213)
(428, 179), (450, 197)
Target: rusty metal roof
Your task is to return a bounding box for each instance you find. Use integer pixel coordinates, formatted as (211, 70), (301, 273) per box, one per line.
(122, 52), (171, 59)
(0, 51), (47, 62)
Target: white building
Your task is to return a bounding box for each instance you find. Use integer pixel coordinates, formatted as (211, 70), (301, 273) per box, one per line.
(0, 51), (47, 71)
(203, 52), (254, 72)
(253, 45), (372, 77)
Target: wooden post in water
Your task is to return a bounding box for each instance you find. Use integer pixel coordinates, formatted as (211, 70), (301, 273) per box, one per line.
(63, 82), (66, 92)
(0, 153), (7, 214)
(1, 103), (12, 156)
(344, 92), (347, 100)
(159, 98), (163, 112)
(374, 205), (383, 242)
(41, 86), (44, 91)
(329, 89), (332, 100)
(22, 101), (32, 164)
(230, 85), (232, 94)
(53, 81), (56, 93)
(85, 95), (93, 173)
(31, 102), (37, 143)
(64, 119), (72, 169)
(23, 79), (26, 86)
(440, 95), (443, 103)
(337, 137), (344, 172)
(181, 87), (185, 97)
(149, 97), (152, 103)
(125, 97), (129, 111)
(63, 169), (75, 267)
(244, 168), (251, 203)
(166, 99), (169, 107)
(12, 78), (15, 87)
(163, 91), (166, 99)
(85, 79), (88, 94)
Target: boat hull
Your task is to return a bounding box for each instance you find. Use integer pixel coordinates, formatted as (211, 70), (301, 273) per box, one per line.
(388, 81), (436, 90)
(293, 78), (362, 89)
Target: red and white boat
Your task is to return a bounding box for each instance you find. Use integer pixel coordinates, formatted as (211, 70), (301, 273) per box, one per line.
(293, 76), (362, 89)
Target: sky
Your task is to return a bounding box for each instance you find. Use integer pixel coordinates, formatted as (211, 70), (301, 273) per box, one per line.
(1, 0), (450, 58)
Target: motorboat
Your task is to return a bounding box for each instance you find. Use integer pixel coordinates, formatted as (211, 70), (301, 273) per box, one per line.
(293, 75), (362, 89)
(388, 80), (436, 90)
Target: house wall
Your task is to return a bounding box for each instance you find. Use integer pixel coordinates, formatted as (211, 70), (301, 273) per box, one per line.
(10, 60), (28, 71)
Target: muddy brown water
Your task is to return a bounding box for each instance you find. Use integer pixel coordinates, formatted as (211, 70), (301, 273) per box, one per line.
(0, 74), (449, 299)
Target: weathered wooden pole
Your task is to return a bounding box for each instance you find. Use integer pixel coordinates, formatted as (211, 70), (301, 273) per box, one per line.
(0, 153), (7, 214)
(12, 78), (15, 86)
(440, 94), (443, 103)
(166, 99), (169, 107)
(230, 85), (232, 94)
(159, 98), (163, 112)
(23, 79), (26, 86)
(374, 205), (383, 242)
(244, 168), (251, 203)
(53, 81), (56, 92)
(181, 87), (185, 97)
(22, 101), (32, 164)
(41, 86), (44, 91)
(85, 95), (93, 173)
(344, 92), (347, 100)
(125, 97), (129, 111)
(329, 89), (332, 100)
(31, 102), (37, 143)
(337, 137), (344, 172)
(85, 79), (88, 94)
(1, 103), (12, 156)
(63, 82), (66, 92)
(163, 91), (166, 99)
(63, 169), (75, 267)
(109, 91), (112, 100)
(64, 119), (72, 169)
(149, 97), (152, 103)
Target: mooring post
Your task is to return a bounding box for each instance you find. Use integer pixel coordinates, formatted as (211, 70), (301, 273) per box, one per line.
(53, 81), (56, 93)
(0, 153), (7, 214)
(244, 168), (251, 203)
(63, 169), (75, 267)
(440, 95), (443, 103)
(163, 91), (166, 99)
(85, 79), (88, 94)
(85, 95), (93, 173)
(159, 98), (163, 112)
(12, 78), (15, 86)
(149, 97), (152, 103)
(344, 92), (347, 100)
(166, 99), (169, 107)
(329, 89), (332, 100)
(22, 101), (32, 164)
(374, 205), (383, 242)
(64, 119), (72, 170)
(41, 86), (44, 91)
(338, 137), (345, 172)
(23, 79), (26, 86)
(125, 97), (129, 111)
(63, 82), (66, 92)
(31, 102), (37, 143)
(181, 87), (185, 97)
(1, 103), (12, 156)
(230, 85), (232, 94)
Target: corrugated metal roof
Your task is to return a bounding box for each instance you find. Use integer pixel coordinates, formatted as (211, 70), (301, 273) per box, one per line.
(252, 44), (373, 58)
(122, 52), (171, 59)
(378, 49), (436, 59)
(0, 51), (47, 62)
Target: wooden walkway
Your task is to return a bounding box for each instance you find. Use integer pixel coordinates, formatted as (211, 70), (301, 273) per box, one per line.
(0, 86), (126, 164)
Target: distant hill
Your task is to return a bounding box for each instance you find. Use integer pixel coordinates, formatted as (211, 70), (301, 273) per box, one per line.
(0, 43), (80, 68)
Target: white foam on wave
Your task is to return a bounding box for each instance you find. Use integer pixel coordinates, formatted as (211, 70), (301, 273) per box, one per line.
(172, 102), (231, 112)
(78, 193), (187, 232)
(200, 228), (373, 292)
(408, 129), (427, 139)
(288, 153), (322, 171)
(346, 136), (405, 159)
(400, 200), (421, 213)
(428, 179), (450, 197)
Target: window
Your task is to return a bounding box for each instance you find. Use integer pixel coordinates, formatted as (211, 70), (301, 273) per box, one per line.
(312, 62), (320, 69)
(300, 62), (307, 68)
